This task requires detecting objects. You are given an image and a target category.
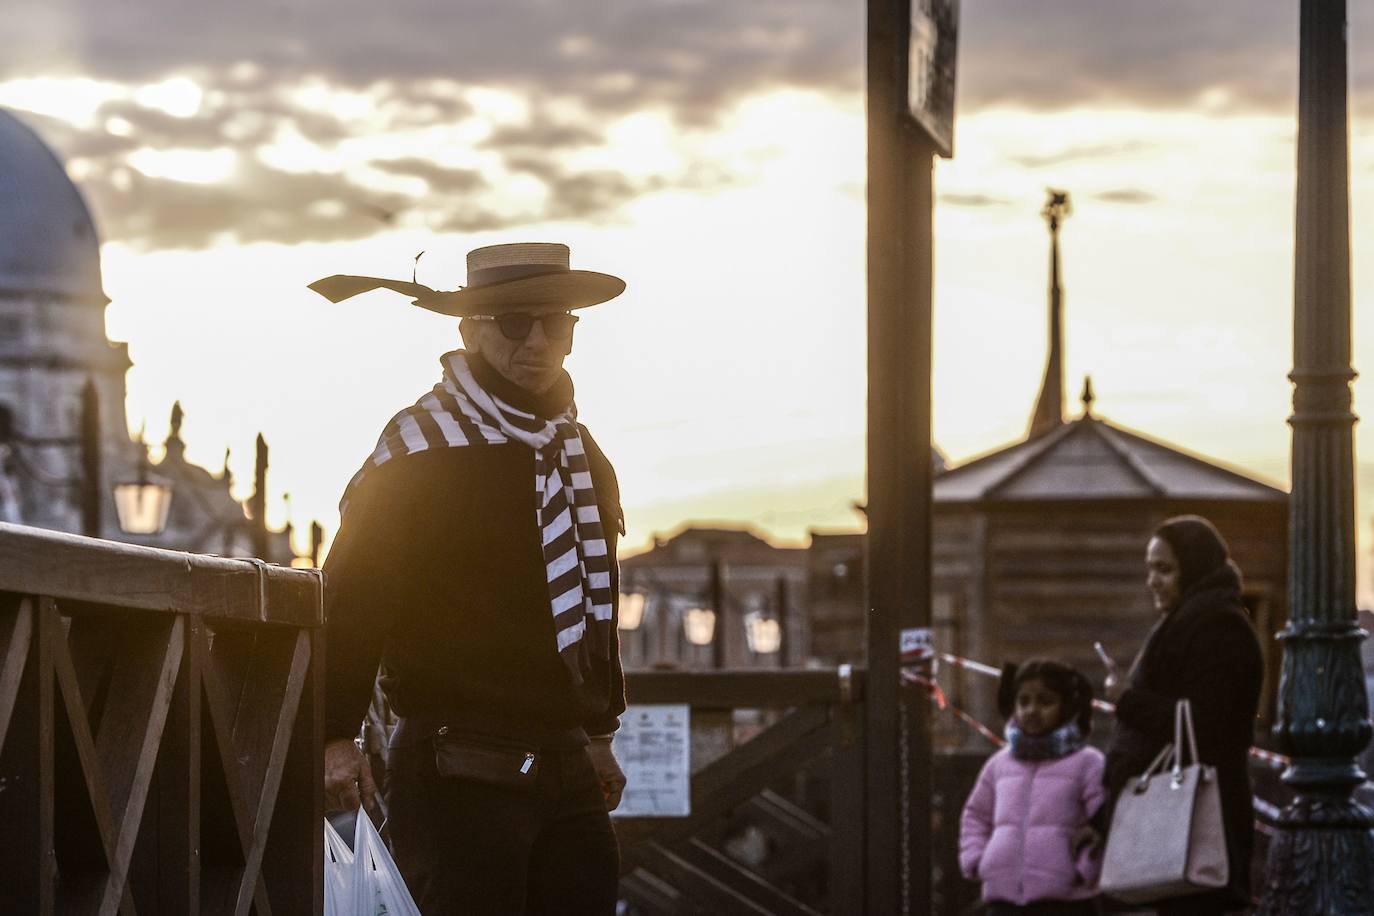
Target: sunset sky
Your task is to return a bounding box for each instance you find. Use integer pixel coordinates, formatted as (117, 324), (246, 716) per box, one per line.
(7, 1), (1374, 599)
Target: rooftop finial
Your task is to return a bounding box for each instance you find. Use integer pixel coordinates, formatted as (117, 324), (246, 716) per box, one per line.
(163, 401), (187, 463)
(1081, 375), (1096, 417)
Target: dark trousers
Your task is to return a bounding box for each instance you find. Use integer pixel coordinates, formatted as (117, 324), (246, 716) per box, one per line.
(986, 900), (1101, 916)
(385, 742), (619, 916)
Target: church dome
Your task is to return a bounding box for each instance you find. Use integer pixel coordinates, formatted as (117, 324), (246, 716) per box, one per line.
(0, 108), (106, 302)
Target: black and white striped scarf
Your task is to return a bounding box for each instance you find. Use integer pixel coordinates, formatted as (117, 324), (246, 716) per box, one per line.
(341, 350), (614, 682)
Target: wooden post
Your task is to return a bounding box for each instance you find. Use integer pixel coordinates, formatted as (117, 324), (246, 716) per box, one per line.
(775, 574), (790, 668)
(866, 0), (935, 911)
(709, 559), (725, 670)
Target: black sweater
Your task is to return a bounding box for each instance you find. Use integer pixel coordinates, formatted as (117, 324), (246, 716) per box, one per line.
(1103, 562), (1263, 906)
(322, 374), (626, 749)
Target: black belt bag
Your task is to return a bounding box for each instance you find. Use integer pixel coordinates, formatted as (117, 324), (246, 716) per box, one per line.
(431, 727), (540, 792)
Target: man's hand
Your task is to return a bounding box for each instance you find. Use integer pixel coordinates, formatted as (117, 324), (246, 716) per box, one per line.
(587, 736), (627, 812)
(325, 737), (377, 814)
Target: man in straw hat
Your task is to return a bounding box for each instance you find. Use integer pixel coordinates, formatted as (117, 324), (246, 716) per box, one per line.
(314, 242), (629, 914)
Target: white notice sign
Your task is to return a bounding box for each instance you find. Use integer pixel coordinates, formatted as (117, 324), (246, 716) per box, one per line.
(610, 704), (691, 818)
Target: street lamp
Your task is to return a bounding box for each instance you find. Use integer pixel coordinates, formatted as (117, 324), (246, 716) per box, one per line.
(113, 451), (173, 535)
(744, 612), (781, 655)
(618, 591), (647, 631)
(682, 607), (716, 647)
(1260, 2), (1374, 908)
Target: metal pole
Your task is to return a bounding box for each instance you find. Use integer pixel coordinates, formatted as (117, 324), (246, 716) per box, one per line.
(775, 574), (790, 668)
(1260, 1), (1374, 910)
(866, 0), (934, 911)
(709, 558), (725, 670)
(79, 378), (101, 538)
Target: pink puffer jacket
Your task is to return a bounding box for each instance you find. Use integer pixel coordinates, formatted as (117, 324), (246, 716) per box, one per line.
(959, 745), (1105, 905)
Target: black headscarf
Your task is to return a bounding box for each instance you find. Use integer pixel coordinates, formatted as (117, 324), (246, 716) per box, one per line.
(1152, 514), (1241, 605)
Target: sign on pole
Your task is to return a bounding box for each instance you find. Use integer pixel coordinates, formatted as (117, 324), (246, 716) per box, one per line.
(909, 0), (959, 157)
(610, 704), (691, 818)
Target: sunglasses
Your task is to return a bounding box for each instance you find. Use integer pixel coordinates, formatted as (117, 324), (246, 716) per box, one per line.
(468, 312), (579, 341)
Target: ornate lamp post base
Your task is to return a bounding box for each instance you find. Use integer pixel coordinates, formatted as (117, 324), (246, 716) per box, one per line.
(1260, 781), (1374, 913)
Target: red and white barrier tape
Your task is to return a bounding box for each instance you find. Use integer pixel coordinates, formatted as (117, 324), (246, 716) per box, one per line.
(934, 651), (1291, 770)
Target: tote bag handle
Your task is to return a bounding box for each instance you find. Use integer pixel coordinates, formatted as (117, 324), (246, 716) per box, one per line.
(1168, 699), (1200, 781)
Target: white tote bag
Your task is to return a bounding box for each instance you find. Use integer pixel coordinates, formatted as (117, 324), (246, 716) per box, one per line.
(1099, 699), (1229, 904)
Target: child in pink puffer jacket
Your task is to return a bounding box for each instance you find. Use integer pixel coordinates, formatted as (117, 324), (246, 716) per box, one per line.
(959, 658), (1104, 916)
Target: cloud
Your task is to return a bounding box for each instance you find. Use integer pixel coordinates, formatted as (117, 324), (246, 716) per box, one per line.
(9, 0), (1374, 251)
(1011, 141), (1154, 170)
(1094, 188), (1155, 205)
(939, 192), (1006, 208)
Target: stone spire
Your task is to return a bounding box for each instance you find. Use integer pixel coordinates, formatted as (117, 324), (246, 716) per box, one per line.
(163, 400), (186, 464)
(1028, 189), (1071, 439)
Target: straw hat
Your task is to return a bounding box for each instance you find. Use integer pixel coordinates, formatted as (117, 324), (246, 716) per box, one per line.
(308, 242), (625, 316)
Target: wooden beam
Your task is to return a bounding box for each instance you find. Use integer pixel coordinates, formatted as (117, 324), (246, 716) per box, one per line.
(625, 669), (865, 708)
(637, 842), (774, 915)
(678, 838), (824, 916)
(0, 596), (33, 750)
(619, 869), (695, 916)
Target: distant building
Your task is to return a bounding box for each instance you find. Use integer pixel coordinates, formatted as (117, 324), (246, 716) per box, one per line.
(0, 107), (302, 563)
(619, 526), (808, 669)
(804, 191), (1289, 746)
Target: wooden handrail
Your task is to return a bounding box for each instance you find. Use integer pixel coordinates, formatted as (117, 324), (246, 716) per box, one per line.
(1, 523), (325, 915)
(624, 666), (865, 708)
(0, 522), (323, 626)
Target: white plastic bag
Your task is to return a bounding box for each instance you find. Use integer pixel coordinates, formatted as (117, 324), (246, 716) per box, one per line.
(324, 817), (355, 916)
(323, 810), (422, 916)
(351, 808), (423, 916)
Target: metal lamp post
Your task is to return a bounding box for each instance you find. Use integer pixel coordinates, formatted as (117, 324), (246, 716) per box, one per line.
(1259, 1), (1374, 910)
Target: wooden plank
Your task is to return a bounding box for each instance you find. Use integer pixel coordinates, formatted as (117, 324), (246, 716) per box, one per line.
(751, 789), (828, 840)
(618, 868), (695, 916)
(829, 701), (865, 916)
(95, 617), (184, 915)
(0, 523), (321, 626)
(47, 606), (123, 900)
(39, 599), (56, 916)
(234, 629), (311, 916)
(625, 669), (864, 708)
(679, 838), (824, 916)
(262, 627), (324, 916)
(131, 615), (202, 914)
(0, 595), (33, 750)
(0, 596), (54, 914)
(637, 842), (773, 915)
(195, 626), (272, 916)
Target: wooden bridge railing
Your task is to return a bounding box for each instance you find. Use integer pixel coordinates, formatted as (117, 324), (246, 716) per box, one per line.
(617, 667), (868, 916)
(0, 522), (325, 916)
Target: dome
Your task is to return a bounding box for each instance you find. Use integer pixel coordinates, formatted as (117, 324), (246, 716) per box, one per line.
(0, 108), (106, 302)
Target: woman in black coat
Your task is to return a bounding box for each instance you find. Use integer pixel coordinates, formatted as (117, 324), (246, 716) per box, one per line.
(1101, 515), (1264, 914)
